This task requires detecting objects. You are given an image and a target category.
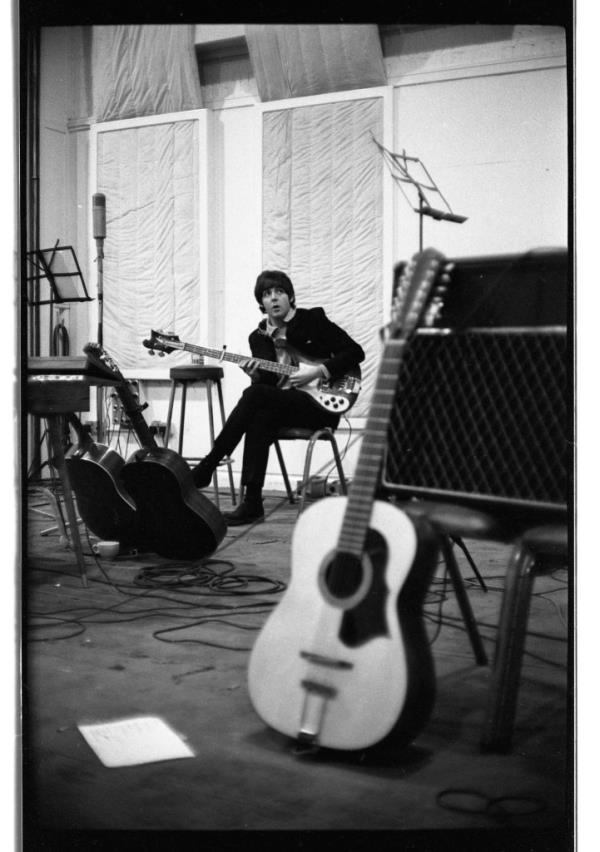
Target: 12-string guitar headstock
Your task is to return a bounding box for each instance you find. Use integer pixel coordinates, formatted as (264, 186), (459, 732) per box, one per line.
(384, 248), (454, 342)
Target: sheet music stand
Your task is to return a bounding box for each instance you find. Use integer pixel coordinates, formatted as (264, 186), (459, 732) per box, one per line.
(26, 241), (92, 306)
(371, 134), (467, 251)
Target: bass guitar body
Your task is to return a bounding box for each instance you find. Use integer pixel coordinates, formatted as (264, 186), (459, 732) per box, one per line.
(65, 442), (139, 545)
(120, 446), (227, 560)
(247, 497), (437, 751)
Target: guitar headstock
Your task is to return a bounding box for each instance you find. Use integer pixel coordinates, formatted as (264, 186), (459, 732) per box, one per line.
(387, 248), (454, 340)
(143, 329), (183, 357)
(83, 342), (125, 381)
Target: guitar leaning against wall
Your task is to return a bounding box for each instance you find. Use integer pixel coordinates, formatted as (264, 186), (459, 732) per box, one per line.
(247, 248), (452, 752)
(84, 343), (227, 561)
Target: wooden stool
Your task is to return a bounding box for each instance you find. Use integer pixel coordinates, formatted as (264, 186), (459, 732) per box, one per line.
(164, 366), (237, 509)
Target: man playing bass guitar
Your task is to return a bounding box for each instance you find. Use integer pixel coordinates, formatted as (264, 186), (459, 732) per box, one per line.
(191, 270), (365, 525)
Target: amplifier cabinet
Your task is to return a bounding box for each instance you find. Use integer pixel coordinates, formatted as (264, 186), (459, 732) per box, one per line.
(382, 326), (569, 518)
(393, 248), (569, 328)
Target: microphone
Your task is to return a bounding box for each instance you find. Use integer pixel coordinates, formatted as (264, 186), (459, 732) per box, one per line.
(92, 193), (106, 240)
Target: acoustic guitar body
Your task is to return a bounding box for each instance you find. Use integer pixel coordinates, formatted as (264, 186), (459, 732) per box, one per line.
(65, 442), (140, 545)
(120, 446), (227, 560)
(247, 497), (437, 751)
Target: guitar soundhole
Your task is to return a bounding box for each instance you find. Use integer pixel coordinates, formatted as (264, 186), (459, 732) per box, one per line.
(323, 552), (365, 601)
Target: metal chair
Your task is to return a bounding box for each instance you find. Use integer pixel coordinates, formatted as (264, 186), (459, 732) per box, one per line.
(273, 426), (348, 513)
(480, 523), (568, 753)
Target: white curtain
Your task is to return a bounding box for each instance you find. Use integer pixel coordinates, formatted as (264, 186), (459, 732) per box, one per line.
(262, 97), (384, 417)
(92, 25), (202, 122)
(97, 118), (201, 370)
(246, 24), (386, 102)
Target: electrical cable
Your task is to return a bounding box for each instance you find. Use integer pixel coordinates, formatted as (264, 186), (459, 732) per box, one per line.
(436, 788), (546, 819)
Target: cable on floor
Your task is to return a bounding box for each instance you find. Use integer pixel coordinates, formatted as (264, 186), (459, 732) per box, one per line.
(436, 788), (546, 820)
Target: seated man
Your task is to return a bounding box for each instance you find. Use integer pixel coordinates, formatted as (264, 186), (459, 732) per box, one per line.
(192, 269), (365, 525)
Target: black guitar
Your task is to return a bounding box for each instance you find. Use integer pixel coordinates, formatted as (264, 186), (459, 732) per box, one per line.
(65, 413), (140, 545)
(84, 343), (227, 560)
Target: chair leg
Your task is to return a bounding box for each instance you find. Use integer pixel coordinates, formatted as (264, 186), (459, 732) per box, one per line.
(205, 380), (220, 510)
(216, 379), (237, 505)
(451, 535), (487, 592)
(273, 441), (295, 503)
(178, 381), (188, 456)
(297, 433), (322, 513)
(164, 381), (176, 449)
(441, 536), (488, 666)
(328, 434), (348, 495)
(480, 542), (536, 753)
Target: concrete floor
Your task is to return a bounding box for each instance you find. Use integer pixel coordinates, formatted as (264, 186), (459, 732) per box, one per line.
(22, 487), (572, 850)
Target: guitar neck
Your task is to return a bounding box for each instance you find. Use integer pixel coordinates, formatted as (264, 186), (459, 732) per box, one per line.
(337, 338), (406, 555)
(180, 342), (296, 377)
(83, 342), (159, 450)
(114, 382), (159, 450)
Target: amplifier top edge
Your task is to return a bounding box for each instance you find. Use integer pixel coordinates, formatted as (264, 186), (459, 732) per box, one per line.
(416, 325), (567, 335)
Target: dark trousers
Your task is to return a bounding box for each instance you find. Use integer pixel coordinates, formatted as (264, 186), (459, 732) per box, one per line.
(205, 383), (339, 491)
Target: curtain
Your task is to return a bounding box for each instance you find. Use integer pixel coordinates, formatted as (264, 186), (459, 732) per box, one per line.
(97, 118), (201, 370)
(92, 25), (202, 122)
(262, 97), (384, 417)
(246, 24), (386, 102)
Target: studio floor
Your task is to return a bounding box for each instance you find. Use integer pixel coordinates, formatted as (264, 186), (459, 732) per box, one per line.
(21, 485), (572, 851)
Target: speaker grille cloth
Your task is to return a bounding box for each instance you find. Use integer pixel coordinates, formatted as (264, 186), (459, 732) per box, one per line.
(383, 329), (568, 508)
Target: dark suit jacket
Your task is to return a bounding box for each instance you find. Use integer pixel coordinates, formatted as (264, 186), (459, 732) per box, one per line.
(248, 307), (365, 386)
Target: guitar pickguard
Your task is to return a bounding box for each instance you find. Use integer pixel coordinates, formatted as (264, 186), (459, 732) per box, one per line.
(337, 529), (390, 647)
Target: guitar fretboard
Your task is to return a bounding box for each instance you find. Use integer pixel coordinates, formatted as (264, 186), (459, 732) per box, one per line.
(333, 248), (444, 557)
(337, 339), (405, 555)
(180, 342), (298, 377)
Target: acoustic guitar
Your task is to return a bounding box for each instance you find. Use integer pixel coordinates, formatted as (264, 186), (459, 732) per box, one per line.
(65, 412), (140, 545)
(143, 330), (361, 415)
(84, 343), (227, 560)
(247, 248), (451, 751)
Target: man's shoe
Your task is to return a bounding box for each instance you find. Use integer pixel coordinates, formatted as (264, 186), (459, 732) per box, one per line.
(222, 500), (264, 526)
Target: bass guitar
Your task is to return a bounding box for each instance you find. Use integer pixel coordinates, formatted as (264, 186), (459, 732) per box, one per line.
(247, 248), (451, 751)
(84, 343), (227, 560)
(143, 330), (361, 415)
(65, 413), (140, 546)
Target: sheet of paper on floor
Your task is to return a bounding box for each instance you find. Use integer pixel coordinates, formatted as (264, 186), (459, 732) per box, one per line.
(78, 716), (195, 767)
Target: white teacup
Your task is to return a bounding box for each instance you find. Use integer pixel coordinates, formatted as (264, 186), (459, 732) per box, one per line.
(92, 541), (120, 560)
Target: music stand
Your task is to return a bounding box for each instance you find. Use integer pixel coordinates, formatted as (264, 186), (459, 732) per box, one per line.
(26, 242), (93, 544)
(371, 134), (467, 251)
(26, 240), (92, 306)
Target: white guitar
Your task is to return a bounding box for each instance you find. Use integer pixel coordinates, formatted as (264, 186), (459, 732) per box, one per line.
(247, 248), (451, 751)
(143, 330), (361, 415)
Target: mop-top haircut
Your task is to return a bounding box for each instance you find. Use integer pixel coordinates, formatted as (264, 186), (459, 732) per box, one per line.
(254, 270), (295, 312)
